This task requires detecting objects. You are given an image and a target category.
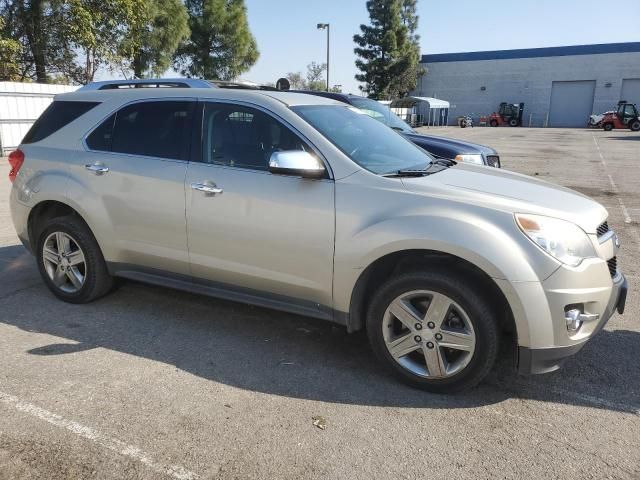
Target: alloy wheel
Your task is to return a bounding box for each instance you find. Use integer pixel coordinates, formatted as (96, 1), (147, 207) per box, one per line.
(42, 231), (87, 294)
(382, 290), (476, 378)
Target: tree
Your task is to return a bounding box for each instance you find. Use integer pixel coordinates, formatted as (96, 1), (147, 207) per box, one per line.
(2, 0), (51, 82)
(120, 0), (189, 78)
(353, 0), (423, 99)
(60, 0), (147, 83)
(305, 61), (326, 91)
(0, 16), (21, 80)
(175, 0), (258, 80)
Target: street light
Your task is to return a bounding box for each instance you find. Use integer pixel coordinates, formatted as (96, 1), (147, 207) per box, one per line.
(317, 23), (330, 92)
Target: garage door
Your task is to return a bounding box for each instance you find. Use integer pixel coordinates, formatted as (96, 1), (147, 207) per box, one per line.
(548, 80), (596, 127)
(621, 79), (640, 105)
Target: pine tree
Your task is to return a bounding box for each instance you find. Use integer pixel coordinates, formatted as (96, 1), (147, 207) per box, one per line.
(123, 0), (190, 79)
(353, 0), (423, 99)
(174, 0), (259, 80)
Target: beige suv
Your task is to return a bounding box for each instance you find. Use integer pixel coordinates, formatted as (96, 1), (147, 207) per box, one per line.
(9, 87), (627, 393)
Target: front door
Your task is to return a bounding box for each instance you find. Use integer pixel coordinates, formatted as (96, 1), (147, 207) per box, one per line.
(185, 102), (335, 312)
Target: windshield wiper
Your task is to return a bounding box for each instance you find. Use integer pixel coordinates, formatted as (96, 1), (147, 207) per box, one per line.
(382, 169), (433, 177)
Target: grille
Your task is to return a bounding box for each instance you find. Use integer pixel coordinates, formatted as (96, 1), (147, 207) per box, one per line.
(607, 256), (617, 278)
(486, 155), (501, 168)
(597, 221), (610, 237)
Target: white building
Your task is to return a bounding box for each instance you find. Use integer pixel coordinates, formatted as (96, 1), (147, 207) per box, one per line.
(412, 42), (640, 127)
(0, 82), (78, 154)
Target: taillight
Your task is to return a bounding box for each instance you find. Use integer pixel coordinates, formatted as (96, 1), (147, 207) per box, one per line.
(8, 149), (24, 183)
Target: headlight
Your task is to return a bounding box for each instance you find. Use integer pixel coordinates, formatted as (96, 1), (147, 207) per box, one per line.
(455, 154), (484, 165)
(515, 214), (596, 267)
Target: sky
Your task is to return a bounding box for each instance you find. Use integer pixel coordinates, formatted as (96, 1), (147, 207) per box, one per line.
(241, 0), (640, 94)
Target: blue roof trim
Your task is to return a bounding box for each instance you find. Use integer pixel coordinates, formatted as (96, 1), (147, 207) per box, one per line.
(421, 42), (640, 63)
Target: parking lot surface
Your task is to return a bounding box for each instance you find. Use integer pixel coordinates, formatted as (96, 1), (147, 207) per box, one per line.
(0, 127), (638, 479)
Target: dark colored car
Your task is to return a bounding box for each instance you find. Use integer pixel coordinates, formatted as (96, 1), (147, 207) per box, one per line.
(295, 91), (501, 168)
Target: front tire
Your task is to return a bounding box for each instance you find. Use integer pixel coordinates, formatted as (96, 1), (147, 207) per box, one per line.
(489, 119), (498, 127)
(366, 271), (498, 393)
(509, 118), (519, 127)
(630, 120), (640, 132)
(603, 123), (614, 131)
(36, 216), (113, 303)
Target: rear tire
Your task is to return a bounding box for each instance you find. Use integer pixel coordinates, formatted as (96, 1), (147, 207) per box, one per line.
(489, 119), (498, 127)
(36, 216), (113, 304)
(509, 118), (519, 127)
(630, 120), (640, 132)
(603, 123), (614, 131)
(366, 271), (498, 393)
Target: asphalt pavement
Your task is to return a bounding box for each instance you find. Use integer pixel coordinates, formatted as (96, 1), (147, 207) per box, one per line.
(0, 127), (638, 479)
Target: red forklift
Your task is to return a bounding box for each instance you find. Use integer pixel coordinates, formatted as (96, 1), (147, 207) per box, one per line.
(600, 101), (640, 131)
(489, 102), (525, 127)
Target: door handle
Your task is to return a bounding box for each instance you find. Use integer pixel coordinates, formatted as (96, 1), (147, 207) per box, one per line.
(191, 182), (223, 195)
(85, 163), (109, 175)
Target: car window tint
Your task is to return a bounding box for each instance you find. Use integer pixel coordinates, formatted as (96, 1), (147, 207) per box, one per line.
(86, 114), (116, 151)
(22, 101), (99, 144)
(111, 101), (194, 160)
(202, 104), (310, 170)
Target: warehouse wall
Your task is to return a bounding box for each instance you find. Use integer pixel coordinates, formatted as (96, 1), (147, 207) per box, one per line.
(412, 51), (640, 127)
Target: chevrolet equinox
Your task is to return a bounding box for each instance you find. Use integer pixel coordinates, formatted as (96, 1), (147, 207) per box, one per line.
(9, 88), (628, 393)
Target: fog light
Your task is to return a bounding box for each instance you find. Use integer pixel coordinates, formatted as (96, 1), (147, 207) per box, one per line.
(565, 309), (583, 332)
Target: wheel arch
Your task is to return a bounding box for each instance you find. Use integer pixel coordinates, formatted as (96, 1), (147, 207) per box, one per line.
(28, 200), (94, 252)
(347, 249), (516, 341)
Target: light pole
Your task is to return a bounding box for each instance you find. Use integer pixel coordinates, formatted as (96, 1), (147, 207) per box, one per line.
(317, 23), (330, 92)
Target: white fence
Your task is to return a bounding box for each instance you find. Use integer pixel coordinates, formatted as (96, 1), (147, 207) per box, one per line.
(0, 82), (79, 154)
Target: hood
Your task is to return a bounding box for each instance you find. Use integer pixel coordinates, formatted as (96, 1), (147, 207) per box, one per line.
(403, 132), (496, 159)
(401, 163), (607, 233)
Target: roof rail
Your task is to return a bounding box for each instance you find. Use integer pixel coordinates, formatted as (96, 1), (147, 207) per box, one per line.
(209, 79), (278, 91)
(78, 78), (214, 91)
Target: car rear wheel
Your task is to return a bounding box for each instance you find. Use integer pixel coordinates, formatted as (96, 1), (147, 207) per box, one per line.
(36, 216), (113, 303)
(366, 271), (498, 393)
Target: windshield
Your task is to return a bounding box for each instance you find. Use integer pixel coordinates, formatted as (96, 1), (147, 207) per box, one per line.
(348, 97), (414, 133)
(293, 105), (433, 175)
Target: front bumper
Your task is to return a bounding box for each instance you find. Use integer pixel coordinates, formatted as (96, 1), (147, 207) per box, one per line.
(518, 273), (627, 374)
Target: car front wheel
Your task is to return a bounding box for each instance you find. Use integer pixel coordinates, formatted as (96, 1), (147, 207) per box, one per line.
(366, 271), (498, 393)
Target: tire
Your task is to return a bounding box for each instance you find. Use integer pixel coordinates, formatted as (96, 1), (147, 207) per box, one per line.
(36, 216), (113, 304)
(509, 118), (519, 127)
(489, 119), (498, 127)
(603, 123), (614, 131)
(630, 120), (640, 132)
(460, 120), (467, 128)
(366, 271), (498, 393)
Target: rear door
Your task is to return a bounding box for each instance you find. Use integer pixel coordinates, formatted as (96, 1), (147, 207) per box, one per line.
(184, 101), (335, 313)
(72, 99), (195, 275)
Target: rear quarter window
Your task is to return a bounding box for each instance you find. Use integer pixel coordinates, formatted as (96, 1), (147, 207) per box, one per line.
(22, 101), (99, 144)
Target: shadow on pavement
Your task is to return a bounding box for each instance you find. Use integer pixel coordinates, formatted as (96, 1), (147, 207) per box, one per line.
(605, 135), (640, 141)
(1, 244), (638, 413)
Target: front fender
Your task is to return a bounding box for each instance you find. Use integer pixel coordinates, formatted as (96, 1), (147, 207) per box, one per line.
(333, 207), (559, 315)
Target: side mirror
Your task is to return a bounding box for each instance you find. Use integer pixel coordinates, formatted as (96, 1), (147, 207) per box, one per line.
(268, 151), (326, 178)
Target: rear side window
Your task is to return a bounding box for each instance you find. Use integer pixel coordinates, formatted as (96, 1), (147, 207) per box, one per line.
(86, 114), (115, 151)
(22, 101), (99, 144)
(110, 101), (194, 160)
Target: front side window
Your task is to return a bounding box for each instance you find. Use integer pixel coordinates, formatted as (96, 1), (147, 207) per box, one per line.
(202, 103), (311, 170)
(107, 101), (195, 160)
(293, 105), (433, 175)
(23, 101), (99, 144)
